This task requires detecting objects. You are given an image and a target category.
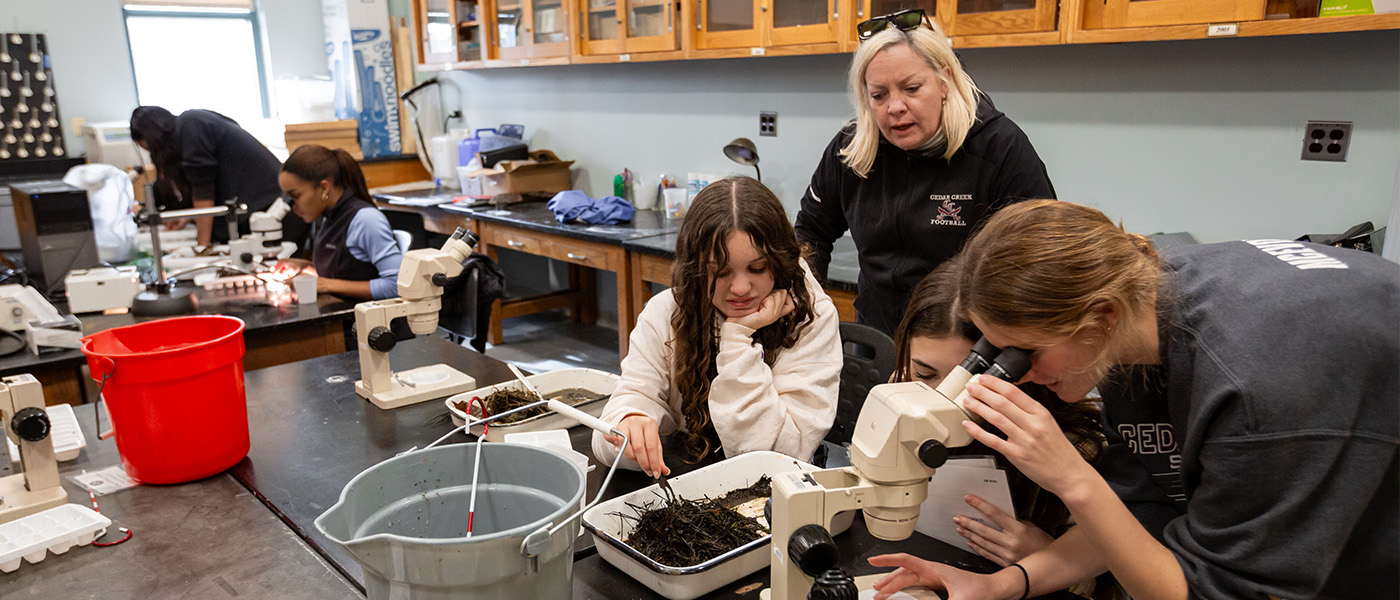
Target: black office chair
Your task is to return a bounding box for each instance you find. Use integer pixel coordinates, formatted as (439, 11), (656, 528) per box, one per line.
(815, 322), (896, 466)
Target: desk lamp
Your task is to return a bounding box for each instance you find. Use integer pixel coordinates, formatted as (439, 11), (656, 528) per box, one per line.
(724, 138), (761, 182)
(761, 341), (1031, 599)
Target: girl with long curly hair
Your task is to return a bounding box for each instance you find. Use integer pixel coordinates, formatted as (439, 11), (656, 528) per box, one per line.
(593, 177), (842, 476)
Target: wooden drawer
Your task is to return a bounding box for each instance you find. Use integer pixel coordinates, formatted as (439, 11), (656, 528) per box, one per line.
(484, 226), (547, 255)
(637, 253), (672, 286)
(547, 238), (620, 271)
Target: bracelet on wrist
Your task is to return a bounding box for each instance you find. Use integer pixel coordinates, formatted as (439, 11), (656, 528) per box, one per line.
(1010, 563), (1029, 600)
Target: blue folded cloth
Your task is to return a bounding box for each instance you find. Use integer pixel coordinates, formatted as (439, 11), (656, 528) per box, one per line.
(546, 190), (636, 225)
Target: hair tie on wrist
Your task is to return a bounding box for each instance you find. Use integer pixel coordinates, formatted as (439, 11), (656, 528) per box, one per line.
(1011, 563), (1029, 600)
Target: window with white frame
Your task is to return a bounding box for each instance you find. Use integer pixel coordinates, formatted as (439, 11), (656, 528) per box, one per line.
(124, 0), (268, 125)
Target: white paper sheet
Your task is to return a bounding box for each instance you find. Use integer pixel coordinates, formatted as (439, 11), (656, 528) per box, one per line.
(913, 462), (1015, 554)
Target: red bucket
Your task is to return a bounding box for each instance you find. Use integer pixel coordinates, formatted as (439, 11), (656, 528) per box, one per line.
(81, 315), (248, 484)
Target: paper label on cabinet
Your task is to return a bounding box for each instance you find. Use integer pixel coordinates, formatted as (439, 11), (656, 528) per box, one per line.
(751, 47), (765, 55)
(1207, 23), (1239, 36)
(620, 54), (631, 62)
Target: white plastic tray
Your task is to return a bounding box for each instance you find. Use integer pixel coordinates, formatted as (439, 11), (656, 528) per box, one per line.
(0, 504), (111, 573)
(582, 450), (854, 600)
(444, 367), (618, 442)
(8, 403), (85, 463)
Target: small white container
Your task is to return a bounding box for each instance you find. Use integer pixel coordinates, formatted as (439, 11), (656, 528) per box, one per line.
(8, 403), (85, 463)
(293, 274), (317, 304)
(582, 450), (855, 600)
(444, 367), (619, 442)
(0, 504), (111, 573)
(633, 178), (659, 210)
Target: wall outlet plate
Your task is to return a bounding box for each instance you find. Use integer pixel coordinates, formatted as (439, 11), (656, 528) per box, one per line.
(760, 111), (777, 137)
(1302, 121), (1352, 162)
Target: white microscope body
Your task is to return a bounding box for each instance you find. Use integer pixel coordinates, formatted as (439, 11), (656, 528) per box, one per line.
(228, 198), (297, 272)
(763, 341), (1030, 599)
(354, 228), (480, 410)
(0, 374), (66, 524)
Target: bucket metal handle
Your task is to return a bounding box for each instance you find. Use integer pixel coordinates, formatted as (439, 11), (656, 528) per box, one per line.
(410, 398), (631, 565)
(520, 399), (629, 563)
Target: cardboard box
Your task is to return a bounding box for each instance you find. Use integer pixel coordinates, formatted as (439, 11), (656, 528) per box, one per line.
(469, 150), (574, 196)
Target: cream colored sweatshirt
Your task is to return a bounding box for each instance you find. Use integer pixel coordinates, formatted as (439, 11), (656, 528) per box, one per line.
(591, 264), (842, 469)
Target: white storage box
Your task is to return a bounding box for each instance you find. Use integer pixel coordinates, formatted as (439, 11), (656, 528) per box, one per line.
(64, 266), (141, 314)
(0, 504), (111, 573)
(582, 450), (855, 600)
(8, 403), (85, 463)
(445, 368), (618, 442)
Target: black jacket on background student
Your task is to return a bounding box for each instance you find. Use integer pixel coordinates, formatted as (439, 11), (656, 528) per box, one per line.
(794, 96), (1054, 335)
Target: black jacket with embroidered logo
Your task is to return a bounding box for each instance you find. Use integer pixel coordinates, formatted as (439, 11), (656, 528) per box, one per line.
(794, 95), (1054, 335)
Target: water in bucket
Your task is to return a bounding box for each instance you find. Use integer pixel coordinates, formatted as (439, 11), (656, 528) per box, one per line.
(316, 442), (585, 600)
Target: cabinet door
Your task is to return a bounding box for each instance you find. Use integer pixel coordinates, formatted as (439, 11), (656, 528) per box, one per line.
(940, 0), (1056, 36)
(1084, 0), (1266, 28)
(848, 0), (942, 44)
(457, 0), (486, 61)
(695, 0), (763, 49)
(531, 0), (573, 56)
(495, 0), (530, 59)
(768, 0), (842, 45)
(416, 0), (460, 64)
(581, 0), (626, 54)
(625, 0), (679, 52)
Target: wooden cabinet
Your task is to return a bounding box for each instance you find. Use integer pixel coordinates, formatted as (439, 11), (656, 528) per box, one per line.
(491, 0), (574, 64)
(413, 0), (488, 66)
(579, 0), (681, 55)
(693, 0), (844, 51)
(1082, 0), (1266, 29)
(939, 0), (1058, 37)
(416, 0), (462, 65)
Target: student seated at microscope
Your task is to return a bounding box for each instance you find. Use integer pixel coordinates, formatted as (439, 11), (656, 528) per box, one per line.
(274, 145), (402, 300)
(592, 176), (842, 476)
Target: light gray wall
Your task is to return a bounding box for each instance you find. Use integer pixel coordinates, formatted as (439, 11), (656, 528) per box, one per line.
(0, 0), (329, 155)
(434, 30), (1398, 323)
(437, 30), (1399, 245)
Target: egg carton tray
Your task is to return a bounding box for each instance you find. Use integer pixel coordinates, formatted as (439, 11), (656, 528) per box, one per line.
(8, 403), (85, 463)
(0, 504), (111, 573)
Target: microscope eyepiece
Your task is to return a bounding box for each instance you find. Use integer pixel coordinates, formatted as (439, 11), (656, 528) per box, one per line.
(959, 336), (1002, 375)
(986, 347), (1032, 383)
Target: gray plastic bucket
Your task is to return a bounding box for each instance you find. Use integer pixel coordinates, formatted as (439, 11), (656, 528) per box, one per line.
(314, 442), (585, 600)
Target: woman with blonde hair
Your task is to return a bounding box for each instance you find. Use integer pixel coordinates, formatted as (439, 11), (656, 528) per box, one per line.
(869, 199), (1398, 600)
(593, 177), (842, 477)
(795, 10), (1053, 335)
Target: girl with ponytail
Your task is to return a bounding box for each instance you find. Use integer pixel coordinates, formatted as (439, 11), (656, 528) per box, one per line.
(868, 199), (1398, 600)
(276, 145), (403, 300)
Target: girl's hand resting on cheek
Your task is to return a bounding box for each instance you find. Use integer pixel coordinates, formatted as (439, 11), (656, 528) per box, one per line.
(727, 289), (794, 331)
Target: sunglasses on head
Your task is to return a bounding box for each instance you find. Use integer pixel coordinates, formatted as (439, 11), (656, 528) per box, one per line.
(857, 8), (928, 40)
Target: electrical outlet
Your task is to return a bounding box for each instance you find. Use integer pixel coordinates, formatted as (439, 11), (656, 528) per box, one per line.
(760, 111), (777, 137)
(1301, 121), (1352, 162)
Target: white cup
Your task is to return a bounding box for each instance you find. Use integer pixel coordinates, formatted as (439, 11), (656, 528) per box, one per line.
(634, 178), (659, 210)
(293, 274), (318, 304)
(663, 188), (687, 219)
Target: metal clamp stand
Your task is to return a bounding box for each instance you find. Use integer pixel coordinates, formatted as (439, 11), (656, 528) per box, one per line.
(131, 204), (232, 317)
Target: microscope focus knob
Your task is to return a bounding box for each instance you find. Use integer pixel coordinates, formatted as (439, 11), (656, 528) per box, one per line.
(917, 439), (949, 469)
(367, 326), (397, 352)
(789, 524), (840, 577)
(808, 569), (859, 600)
(239, 252), (254, 264)
(11, 407), (50, 443)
